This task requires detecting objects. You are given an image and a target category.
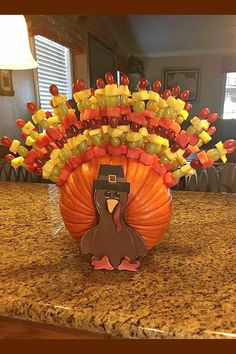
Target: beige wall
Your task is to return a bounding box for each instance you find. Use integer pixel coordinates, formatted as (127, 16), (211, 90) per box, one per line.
(0, 70), (36, 141)
(143, 54), (226, 117)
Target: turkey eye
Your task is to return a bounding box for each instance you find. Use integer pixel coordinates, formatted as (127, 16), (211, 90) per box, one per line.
(114, 192), (120, 199)
(105, 191), (111, 199)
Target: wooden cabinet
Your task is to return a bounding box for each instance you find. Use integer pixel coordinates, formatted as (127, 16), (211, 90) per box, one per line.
(0, 316), (109, 339)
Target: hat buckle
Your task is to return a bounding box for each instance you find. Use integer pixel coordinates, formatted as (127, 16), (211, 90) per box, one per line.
(108, 174), (117, 183)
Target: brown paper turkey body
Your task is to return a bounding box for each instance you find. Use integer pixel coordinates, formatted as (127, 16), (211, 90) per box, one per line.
(80, 164), (147, 270)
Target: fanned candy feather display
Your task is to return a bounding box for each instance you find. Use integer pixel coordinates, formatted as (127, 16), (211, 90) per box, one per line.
(2, 72), (236, 271)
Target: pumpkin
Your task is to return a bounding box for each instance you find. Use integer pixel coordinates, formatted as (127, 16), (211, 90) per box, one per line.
(60, 155), (172, 250)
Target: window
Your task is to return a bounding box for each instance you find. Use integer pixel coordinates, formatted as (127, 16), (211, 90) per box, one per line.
(34, 35), (72, 111)
(223, 72), (236, 119)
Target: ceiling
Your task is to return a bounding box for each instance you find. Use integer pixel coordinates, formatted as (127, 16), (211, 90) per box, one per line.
(121, 15), (236, 57)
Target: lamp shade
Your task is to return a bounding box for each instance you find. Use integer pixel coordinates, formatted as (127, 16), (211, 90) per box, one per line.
(0, 15), (38, 70)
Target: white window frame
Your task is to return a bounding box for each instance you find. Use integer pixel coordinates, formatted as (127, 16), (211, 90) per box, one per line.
(32, 35), (73, 112)
(222, 72), (236, 119)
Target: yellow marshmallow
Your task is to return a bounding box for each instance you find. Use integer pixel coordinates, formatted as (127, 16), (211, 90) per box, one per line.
(215, 141), (227, 156)
(148, 135), (165, 145)
(139, 127), (149, 137)
(109, 128), (123, 138)
(47, 116), (59, 126)
(73, 90), (91, 102)
(176, 116), (184, 125)
(90, 96), (98, 104)
(22, 121), (35, 135)
(119, 85), (131, 96)
(43, 160), (57, 178)
(174, 98), (185, 112)
(166, 96), (177, 108)
(50, 149), (61, 160)
(186, 168), (195, 176)
(73, 134), (87, 146)
(25, 136), (35, 146)
(118, 125), (130, 133)
(180, 164), (192, 175)
(66, 138), (75, 150)
(132, 91), (149, 101)
(51, 95), (67, 106)
(172, 169), (184, 179)
(199, 131), (212, 144)
(158, 97), (168, 108)
(148, 91), (160, 102)
(94, 88), (105, 97)
(32, 109), (46, 124)
(105, 84), (119, 96)
(179, 109), (189, 120)
(9, 140), (20, 153)
(52, 106), (60, 115)
(221, 155), (227, 163)
(89, 129), (101, 137)
(164, 148), (177, 161)
(11, 156), (24, 169)
(101, 125), (109, 134)
(126, 131), (142, 142)
(176, 151), (186, 165)
(197, 139), (204, 148)
(201, 120), (210, 131)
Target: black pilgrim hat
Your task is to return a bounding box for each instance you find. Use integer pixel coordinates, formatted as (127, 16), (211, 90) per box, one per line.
(93, 164), (130, 192)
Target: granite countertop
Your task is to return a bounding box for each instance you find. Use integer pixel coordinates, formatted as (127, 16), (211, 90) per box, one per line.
(0, 182), (235, 339)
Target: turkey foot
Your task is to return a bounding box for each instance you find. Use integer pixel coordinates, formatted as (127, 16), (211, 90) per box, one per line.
(118, 256), (140, 272)
(91, 255), (114, 270)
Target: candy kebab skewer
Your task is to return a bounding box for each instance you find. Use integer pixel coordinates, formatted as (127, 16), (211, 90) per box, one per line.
(13, 102), (63, 176)
(94, 77), (106, 114)
(1, 130), (38, 173)
(107, 74), (131, 148)
(162, 107), (216, 181)
(49, 84), (69, 122)
(95, 77), (114, 145)
(104, 72), (122, 143)
(1, 134), (39, 174)
(119, 74), (131, 130)
(119, 73), (130, 106)
(97, 73), (119, 148)
(163, 109), (232, 185)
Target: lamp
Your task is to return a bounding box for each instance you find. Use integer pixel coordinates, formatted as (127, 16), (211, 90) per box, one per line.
(0, 15), (38, 70)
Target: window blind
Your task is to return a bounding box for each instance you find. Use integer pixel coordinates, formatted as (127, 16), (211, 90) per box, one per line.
(34, 35), (72, 111)
(223, 72), (236, 119)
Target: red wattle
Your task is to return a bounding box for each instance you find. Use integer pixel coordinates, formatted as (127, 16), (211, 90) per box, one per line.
(113, 201), (122, 232)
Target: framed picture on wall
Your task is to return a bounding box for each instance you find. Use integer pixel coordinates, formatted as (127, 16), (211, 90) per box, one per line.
(88, 33), (116, 88)
(0, 70), (14, 96)
(162, 67), (201, 102)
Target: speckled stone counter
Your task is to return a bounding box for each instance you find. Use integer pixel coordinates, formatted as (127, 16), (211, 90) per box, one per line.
(0, 182), (235, 339)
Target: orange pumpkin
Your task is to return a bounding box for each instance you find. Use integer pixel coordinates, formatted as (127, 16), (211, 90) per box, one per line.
(60, 155), (172, 250)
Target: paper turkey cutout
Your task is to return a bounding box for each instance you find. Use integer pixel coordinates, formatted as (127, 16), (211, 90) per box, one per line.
(80, 164), (147, 271)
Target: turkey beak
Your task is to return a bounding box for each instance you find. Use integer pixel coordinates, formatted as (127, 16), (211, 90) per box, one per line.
(107, 199), (118, 213)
